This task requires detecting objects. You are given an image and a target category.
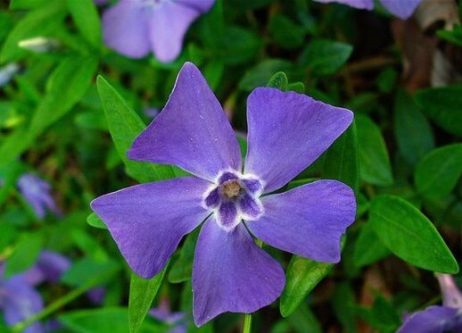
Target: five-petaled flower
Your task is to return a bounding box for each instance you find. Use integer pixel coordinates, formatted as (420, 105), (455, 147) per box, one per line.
(398, 274), (462, 332)
(315, 0), (422, 19)
(102, 0), (215, 62)
(91, 62), (356, 326)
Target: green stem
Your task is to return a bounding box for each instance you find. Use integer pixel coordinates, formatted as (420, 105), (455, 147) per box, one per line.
(12, 283), (91, 333)
(243, 313), (252, 333)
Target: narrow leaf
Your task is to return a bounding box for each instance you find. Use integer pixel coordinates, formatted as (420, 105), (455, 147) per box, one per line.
(67, 0), (101, 48)
(356, 114), (393, 186)
(129, 268), (167, 333)
(96, 75), (176, 183)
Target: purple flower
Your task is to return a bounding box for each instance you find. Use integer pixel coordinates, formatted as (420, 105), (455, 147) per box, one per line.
(398, 274), (462, 332)
(91, 62), (356, 325)
(0, 251), (71, 333)
(315, 0), (422, 19)
(150, 299), (186, 333)
(102, 0), (215, 62)
(17, 173), (60, 219)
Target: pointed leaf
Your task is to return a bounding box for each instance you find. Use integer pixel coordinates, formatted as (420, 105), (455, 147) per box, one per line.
(96, 76), (176, 182)
(129, 268), (167, 333)
(415, 144), (462, 199)
(369, 195), (458, 273)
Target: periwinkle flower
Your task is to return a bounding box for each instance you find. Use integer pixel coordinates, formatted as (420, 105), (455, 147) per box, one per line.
(315, 0), (422, 19)
(0, 251), (70, 333)
(91, 62), (356, 325)
(102, 0), (215, 62)
(398, 274), (462, 333)
(17, 173), (60, 219)
(150, 299), (186, 333)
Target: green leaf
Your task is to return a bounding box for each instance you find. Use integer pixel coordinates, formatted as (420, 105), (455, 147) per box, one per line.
(129, 268), (167, 333)
(0, 56), (98, 167)
(9, 0), (47, 9)
(287, 82), (305, 93)
(369, 195), (459, 273)
(414, 144), (462, 199)
(62, 258), (119, 287)
(30, 56), (98, 135)
(300, 39), (353, 76)
(269, 14), (306, 49)
(356, 114), (393, 186)
(280, 256), (333, 317)
(353, 222), (390, 268)
(66, 0), (101, 48)
(168, 230), (198, 283)
(96, 75), (176, 183)
(323, 122), (359, 193)
(415, 85), (462, 136)
(1, 1), (66, 62)
(59, 308), (160, 333)
(5, 232), (43, 277)
(266, 71), (288, 90)
(239, 59), (292, 91)
(394, 90), (434, 166)
(86, 212), (107, 229)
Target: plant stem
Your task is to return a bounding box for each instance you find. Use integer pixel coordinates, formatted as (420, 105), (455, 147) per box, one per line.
(243, 313), (252, 333)
(11, 283), (91, 333)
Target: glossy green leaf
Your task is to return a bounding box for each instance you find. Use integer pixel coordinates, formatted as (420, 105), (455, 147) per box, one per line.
(369, 195), (458, 273)
(356, 114), (393, 186)
(267, 71), (288, 90)
(280, 256), (333, 317)
(86, 212), (107, 229)
(129, 268), (167, 333)
(239, 59), (292, 91)
(59, 308), (160, 333)
(394, 90), (434, 166)
(96, 75), (176, 183)
(301, 39), (353, 76)
(415, 85), (462, 136)
(67, 0), (101, 48)
(62, 258), (119, 287)
(4, 232), (43, 277)
(353, 222), (390, 268)
(415, 144), (462, 199)
(323, 122), (359, 193)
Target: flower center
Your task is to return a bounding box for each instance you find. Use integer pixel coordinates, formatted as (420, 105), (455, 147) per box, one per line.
(203, 172), (264, 231)
(221, 180), (241, 199)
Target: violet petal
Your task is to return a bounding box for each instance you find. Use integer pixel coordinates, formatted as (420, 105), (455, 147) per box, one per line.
(1, 278), (44, 333)
(102, 0), (150, 58)
(244, 88), (353, 193)
(91, 176), (210, 278)
(397, 306), (458, 333)
(128, 63), (242, 181)
(192, 218), (285, 326)
(379, 0), (421, 19)
(247, 180), (356, 263)
(314, 0), (374, 9)
(148, 2), (200, 63)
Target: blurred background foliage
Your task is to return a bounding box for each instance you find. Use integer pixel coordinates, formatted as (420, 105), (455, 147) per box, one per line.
(1, 0), (462, 332)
